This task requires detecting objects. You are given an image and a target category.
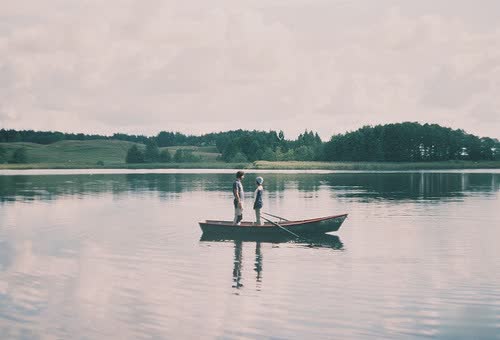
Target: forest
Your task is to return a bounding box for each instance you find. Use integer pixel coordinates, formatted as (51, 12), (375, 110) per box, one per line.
(1, 122), (498, 164)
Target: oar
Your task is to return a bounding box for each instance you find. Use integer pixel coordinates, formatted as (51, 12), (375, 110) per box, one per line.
(262, 212), (289, 221)
(261, 216), (302, 239)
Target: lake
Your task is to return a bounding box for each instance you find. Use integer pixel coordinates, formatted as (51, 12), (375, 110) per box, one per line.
(0, 170), (499, 339)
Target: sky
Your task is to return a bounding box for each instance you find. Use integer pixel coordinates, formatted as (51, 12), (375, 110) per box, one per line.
(1, 0), (499, 140)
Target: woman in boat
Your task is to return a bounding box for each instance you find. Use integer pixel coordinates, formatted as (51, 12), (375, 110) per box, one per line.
(233, 171), (245, 225)
(253, 176), (264, 225)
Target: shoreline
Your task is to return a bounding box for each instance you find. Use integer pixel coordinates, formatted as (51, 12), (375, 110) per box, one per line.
(1, 160), (500, 171)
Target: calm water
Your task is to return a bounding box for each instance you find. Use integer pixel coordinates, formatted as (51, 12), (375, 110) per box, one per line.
(0, 170), (499, 339)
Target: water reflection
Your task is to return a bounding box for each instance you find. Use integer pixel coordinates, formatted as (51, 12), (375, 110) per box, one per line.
(200, 233), (344, 249)
(232, 241), (264, 292)
(329, 172), (500, 201)
(255, 242), (263, 288)
(0, 170), (499, 339)
(200, 234), (343, 291)
(1, 172), (498, 204)
(232, 241), (243, 290)
(0, 240), (14, 272)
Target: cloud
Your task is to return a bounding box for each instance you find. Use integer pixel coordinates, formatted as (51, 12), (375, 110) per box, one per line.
(0, 1), (499, 139)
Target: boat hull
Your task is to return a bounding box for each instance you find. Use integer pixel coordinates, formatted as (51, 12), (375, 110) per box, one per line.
(199, 214), (348, 236)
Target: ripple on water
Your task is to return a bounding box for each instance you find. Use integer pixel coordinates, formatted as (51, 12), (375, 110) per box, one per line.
(1, 171), (499, 339)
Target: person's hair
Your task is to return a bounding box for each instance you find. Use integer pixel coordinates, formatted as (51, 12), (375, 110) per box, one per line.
(236, 171), (245, 179)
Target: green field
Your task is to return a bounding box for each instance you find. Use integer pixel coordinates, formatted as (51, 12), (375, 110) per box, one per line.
(0, 140), (222, 167)
(162, 145), (220, 161)
(253, 160), (500, 170)
(0, 140), (137, 165)
(0, 162), (247, 170)
(1, 140), (499, 170)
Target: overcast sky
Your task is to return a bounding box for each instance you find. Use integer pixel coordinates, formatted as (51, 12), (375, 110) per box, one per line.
(1, 0), (499, 139)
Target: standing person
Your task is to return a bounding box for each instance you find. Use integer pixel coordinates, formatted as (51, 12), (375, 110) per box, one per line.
(233, 171), (245, 225)
(253, 177), (264, 225)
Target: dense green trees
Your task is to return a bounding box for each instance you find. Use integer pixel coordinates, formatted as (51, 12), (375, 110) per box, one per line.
(173, 149), (201, 162)
(159, 149), (172, 163)
(293, 130), (323, 161)
(323, 122), (499, 162)
(212, 129), (325, 162)
(144, 140), (160, 162)
(214, 130), (282, 162)
(3, 123), (499, 163)
(111, 133), (149, 144)
(125, 145), (144, 163)
(0, 146), (7, 163)
(10, 148), (28, 164)
(0, 129), (109, 144)
(156, 131), (197, 146)
(0, 129), (151, 145)
(0, 146), (28, 164)
(125, 144), (200, 164)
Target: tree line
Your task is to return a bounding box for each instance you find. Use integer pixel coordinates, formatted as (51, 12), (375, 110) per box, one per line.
(2, 123), (499, 163)
(0, 129), (205, 145)
(0, 147), (27, 164)
(125, 140), (202, 164)
(323, 123), (499, 161)
(126, 129), (323, 163)
(213, 129), (323, 162)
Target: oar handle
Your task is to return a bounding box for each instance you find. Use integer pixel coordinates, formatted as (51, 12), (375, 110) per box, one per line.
(262, 212), (289, 221)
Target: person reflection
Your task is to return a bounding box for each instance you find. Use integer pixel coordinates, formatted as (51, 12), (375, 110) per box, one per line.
(227, 235), (343, 291)
(232, 241), (243, 289)
(232, 241), (264, 291)
(254, 242), (263, 290)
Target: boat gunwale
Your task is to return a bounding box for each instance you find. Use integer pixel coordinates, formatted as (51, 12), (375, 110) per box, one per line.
(200, 213), (348, 228)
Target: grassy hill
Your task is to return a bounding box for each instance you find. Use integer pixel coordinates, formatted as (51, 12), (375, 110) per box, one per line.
(1, 140), (499, 170)
(162, 145), (220, 161)
(0, 140), (222, 166)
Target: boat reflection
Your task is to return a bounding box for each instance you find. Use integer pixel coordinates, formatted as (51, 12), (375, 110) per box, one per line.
(200, 233), (344, 249)
(200, 233), (343, 291)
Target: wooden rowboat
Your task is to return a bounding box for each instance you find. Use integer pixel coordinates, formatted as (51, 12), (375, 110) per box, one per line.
(199, 214), (348, 236)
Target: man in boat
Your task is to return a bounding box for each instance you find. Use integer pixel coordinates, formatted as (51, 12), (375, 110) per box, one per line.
(253, 176), (264, 225)
(233, 171), (245, 225)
